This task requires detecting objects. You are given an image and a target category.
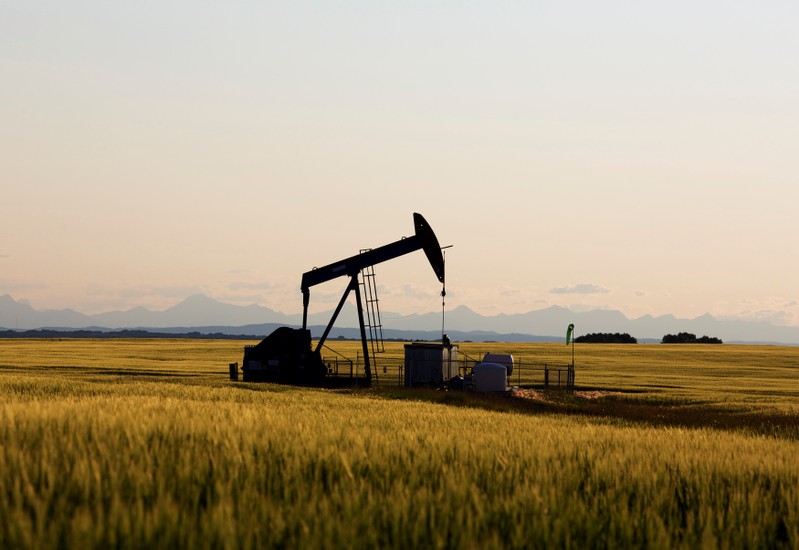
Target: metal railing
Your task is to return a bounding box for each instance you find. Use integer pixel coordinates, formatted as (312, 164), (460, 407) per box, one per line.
(321, 344), (355, 379)
(319, 351), (575, 390)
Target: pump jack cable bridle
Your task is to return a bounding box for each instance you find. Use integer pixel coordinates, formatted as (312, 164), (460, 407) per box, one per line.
(441, 284), (446, 340)
(441, 245), (453, 341)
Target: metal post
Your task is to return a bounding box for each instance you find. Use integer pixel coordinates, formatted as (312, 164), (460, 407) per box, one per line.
(572, 338), (575, 370)
(302, 289), (310, 330)
(354, 281), (371, 384)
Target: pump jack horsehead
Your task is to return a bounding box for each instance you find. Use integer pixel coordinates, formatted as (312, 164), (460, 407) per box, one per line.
(240, 213), (447, 386)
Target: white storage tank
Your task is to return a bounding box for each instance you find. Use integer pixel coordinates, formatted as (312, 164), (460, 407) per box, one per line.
(482, 353), (513, 377)
(473, 362), (507, 392)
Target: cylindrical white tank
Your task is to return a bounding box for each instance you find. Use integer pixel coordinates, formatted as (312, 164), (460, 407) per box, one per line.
(482, 353), (514, 377)
(473, 362), (507, 392)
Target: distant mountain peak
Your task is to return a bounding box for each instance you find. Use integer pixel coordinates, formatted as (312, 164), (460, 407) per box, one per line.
(694, 313), (716, 321)
(179, 294), (219, 305)
(1, 293), (799, 344)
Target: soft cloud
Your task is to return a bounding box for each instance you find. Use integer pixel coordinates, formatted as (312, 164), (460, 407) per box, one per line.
(227, 281), (286, 292)
(215, 293), (272, 305)
(760, 311), (792, 324)
(724, 309), (798, 326)
(118, 285), (205, 300)
(81, 283), (208, 312)
(550, 283), (610, 295)
(569, 303), (614, 313)
(380, 283), (438, 302)
(0, 279), (49, 292)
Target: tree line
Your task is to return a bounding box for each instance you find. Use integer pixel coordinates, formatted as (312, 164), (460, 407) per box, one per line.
(575, 333), (638, 344)
(572, 331), (723, 344)
(661, 332), (722, 344)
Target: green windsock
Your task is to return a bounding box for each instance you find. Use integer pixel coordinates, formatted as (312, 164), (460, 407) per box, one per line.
(566, 323), (575, 345)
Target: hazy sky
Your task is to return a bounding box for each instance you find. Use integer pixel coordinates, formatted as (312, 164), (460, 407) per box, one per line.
(3, 1), (798, 326)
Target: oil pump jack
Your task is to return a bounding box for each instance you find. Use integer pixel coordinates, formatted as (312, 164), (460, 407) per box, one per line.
(241, 213), (446, 386)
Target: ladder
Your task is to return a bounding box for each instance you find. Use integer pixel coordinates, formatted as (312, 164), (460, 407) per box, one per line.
(359, 249), (386, 380)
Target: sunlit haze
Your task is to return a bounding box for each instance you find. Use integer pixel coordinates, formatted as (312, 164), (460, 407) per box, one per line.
(3, 1), (798, 326)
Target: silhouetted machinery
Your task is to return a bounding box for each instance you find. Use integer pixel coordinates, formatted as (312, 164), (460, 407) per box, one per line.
(241, 213), (446, 386)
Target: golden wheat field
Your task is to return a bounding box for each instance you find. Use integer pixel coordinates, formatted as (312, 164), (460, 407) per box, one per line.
(1, 338), (799, 548)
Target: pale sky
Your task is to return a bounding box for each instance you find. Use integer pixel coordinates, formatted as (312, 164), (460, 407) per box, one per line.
(3, 1), (798, 326)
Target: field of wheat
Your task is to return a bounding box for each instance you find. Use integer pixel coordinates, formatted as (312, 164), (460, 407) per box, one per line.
(1, 338), (798, 548)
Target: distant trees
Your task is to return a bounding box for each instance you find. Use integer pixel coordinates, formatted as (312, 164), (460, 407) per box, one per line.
(661, 332), (722, 344)
(575, 332), (638, 344)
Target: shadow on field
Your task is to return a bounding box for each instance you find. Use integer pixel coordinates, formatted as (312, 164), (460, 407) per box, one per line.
(361, 386), (799, 439)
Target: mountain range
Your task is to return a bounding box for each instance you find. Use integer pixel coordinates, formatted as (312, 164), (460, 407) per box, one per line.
(2, 293), (799, 344)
